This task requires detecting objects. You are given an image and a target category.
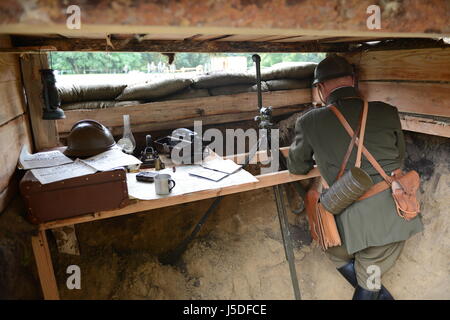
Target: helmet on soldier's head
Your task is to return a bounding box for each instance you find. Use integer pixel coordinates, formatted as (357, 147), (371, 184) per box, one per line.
(312, 55), (354, 86)
(64, 120), (116, 158)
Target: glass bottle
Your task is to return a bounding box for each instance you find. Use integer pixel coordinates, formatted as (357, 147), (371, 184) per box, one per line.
(117, 114), (136, 154)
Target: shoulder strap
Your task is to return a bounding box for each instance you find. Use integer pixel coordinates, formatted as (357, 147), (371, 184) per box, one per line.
(336, 106), (363, 180)
(329, 102), (393, 184)
(355, 100), (368, 168)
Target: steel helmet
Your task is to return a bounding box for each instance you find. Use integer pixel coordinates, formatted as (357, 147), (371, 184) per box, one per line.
(64, 120), (116, 158)
(312, 54), (354, 86)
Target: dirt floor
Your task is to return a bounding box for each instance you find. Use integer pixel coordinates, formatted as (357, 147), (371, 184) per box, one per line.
(0, 131), (448, 300)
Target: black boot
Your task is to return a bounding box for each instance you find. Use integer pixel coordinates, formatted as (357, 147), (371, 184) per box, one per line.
(352, 285), (380, 300)
(337, 260), (394, 300)
(337, 260), (358, 287)
(378, 287), (394, 300)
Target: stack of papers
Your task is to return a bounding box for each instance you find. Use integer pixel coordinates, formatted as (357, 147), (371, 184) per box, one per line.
(188, 167), (229, 182)
(31, 159), (97, 184)
(188, 159), (242, 182)
(18, 146), (73, 169)
(201, 159), (242, 174)
(79, 149), (141, 171)
(18, 146), (142, 184)
(126, 162), (258, 201)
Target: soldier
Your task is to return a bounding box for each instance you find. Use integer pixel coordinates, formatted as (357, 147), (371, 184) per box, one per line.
(287, 55), (423, 300)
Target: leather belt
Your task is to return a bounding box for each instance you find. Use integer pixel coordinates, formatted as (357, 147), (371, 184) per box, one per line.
(357, 169), (401, 201)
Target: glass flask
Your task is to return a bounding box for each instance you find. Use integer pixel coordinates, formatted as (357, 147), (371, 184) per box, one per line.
(117, 114), (136, 154)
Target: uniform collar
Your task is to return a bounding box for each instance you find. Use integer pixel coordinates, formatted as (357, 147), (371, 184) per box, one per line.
(326, 86), (360, 106)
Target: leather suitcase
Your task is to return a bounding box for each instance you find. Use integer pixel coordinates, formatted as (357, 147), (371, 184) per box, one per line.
(20, 168), (129, 224)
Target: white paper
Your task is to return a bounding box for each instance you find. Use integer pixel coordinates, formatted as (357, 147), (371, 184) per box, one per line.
(188, 166), (229, 181)
(18, 145), (73, 170)
(80, 148), (141, 171)
(126, 165), (258, 201)
(201, 158), (242, 174)
(31, 159), (97, 184)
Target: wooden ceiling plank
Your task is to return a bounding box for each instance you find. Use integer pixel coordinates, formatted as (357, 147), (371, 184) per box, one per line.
(216, 34), (272, 42)
(204, 35), (234, 42)
(11, 36), (348, 52)
(272, 36), (328, 42)
(1, 0), (448, 37)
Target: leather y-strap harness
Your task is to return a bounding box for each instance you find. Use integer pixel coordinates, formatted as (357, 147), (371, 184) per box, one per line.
(328, 100), (395, 200)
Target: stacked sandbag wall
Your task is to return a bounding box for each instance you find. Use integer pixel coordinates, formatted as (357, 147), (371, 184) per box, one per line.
(57, 62), (317, 110)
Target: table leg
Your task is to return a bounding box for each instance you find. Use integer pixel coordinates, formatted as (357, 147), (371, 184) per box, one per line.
(273, 184), (302, 300)
(31, 229), (60, 300)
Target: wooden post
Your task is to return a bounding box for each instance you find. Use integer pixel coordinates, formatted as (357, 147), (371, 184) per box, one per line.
(20, 53), (59, 151)
(31, 230), (60, 300)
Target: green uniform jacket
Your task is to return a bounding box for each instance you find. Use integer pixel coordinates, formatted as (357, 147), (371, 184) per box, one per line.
(287, 86), (423, 254)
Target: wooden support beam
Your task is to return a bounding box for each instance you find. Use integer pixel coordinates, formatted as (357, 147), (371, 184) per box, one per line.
(31, 230), (60, 300)
(400, 114), (450, 138)
(0, 46), (57, 54)
(56, 89), (312, 135)
(1, 0), (449, 36)
(349, 38), (449, 52)
(20, 54), (60, 151)
(359, 82), (450, 118)
(102, 106), (301, 137)
(11, 37), (346, 53)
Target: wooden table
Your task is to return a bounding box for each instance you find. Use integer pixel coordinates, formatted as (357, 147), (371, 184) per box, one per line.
(31, 147), (320, 300)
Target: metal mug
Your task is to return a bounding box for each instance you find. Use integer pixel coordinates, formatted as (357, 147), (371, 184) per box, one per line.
(155, 174), (176, 195)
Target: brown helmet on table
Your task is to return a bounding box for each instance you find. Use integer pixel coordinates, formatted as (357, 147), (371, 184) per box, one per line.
(64, 119), (116, 158)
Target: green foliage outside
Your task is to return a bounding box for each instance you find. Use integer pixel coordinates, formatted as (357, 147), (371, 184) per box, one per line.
(50, 52), (325, 74)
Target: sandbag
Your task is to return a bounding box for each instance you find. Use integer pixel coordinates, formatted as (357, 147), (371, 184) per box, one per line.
(61, 100), (142, 111)
(57, 83), (127, 104)
(116, 78), (192, 101)
(261, 62), (317, 81)
(192, 72), (256, 89)
(209, 82), (268, 96)
(265, 79), (311, 91)
(160, 87), (210, 101)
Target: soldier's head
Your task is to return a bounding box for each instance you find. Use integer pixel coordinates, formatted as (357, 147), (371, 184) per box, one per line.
(312, 55), (356, 104)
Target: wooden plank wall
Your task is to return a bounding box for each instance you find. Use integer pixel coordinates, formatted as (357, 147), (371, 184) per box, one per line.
(0, 36), (33, 212)
(342, 48), (450, 137)
(57, 89), (311, 136)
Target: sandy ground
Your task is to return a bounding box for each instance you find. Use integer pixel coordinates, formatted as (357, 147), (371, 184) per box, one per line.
(51, 162), (449, 300)
(0, 132), (448, 300)
(49, 131), (449, 300)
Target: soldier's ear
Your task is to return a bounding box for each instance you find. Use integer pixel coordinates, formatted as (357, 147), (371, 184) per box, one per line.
(317, 83), (326, 104)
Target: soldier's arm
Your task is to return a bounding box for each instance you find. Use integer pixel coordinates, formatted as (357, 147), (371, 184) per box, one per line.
(287, 116), (315, 175)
